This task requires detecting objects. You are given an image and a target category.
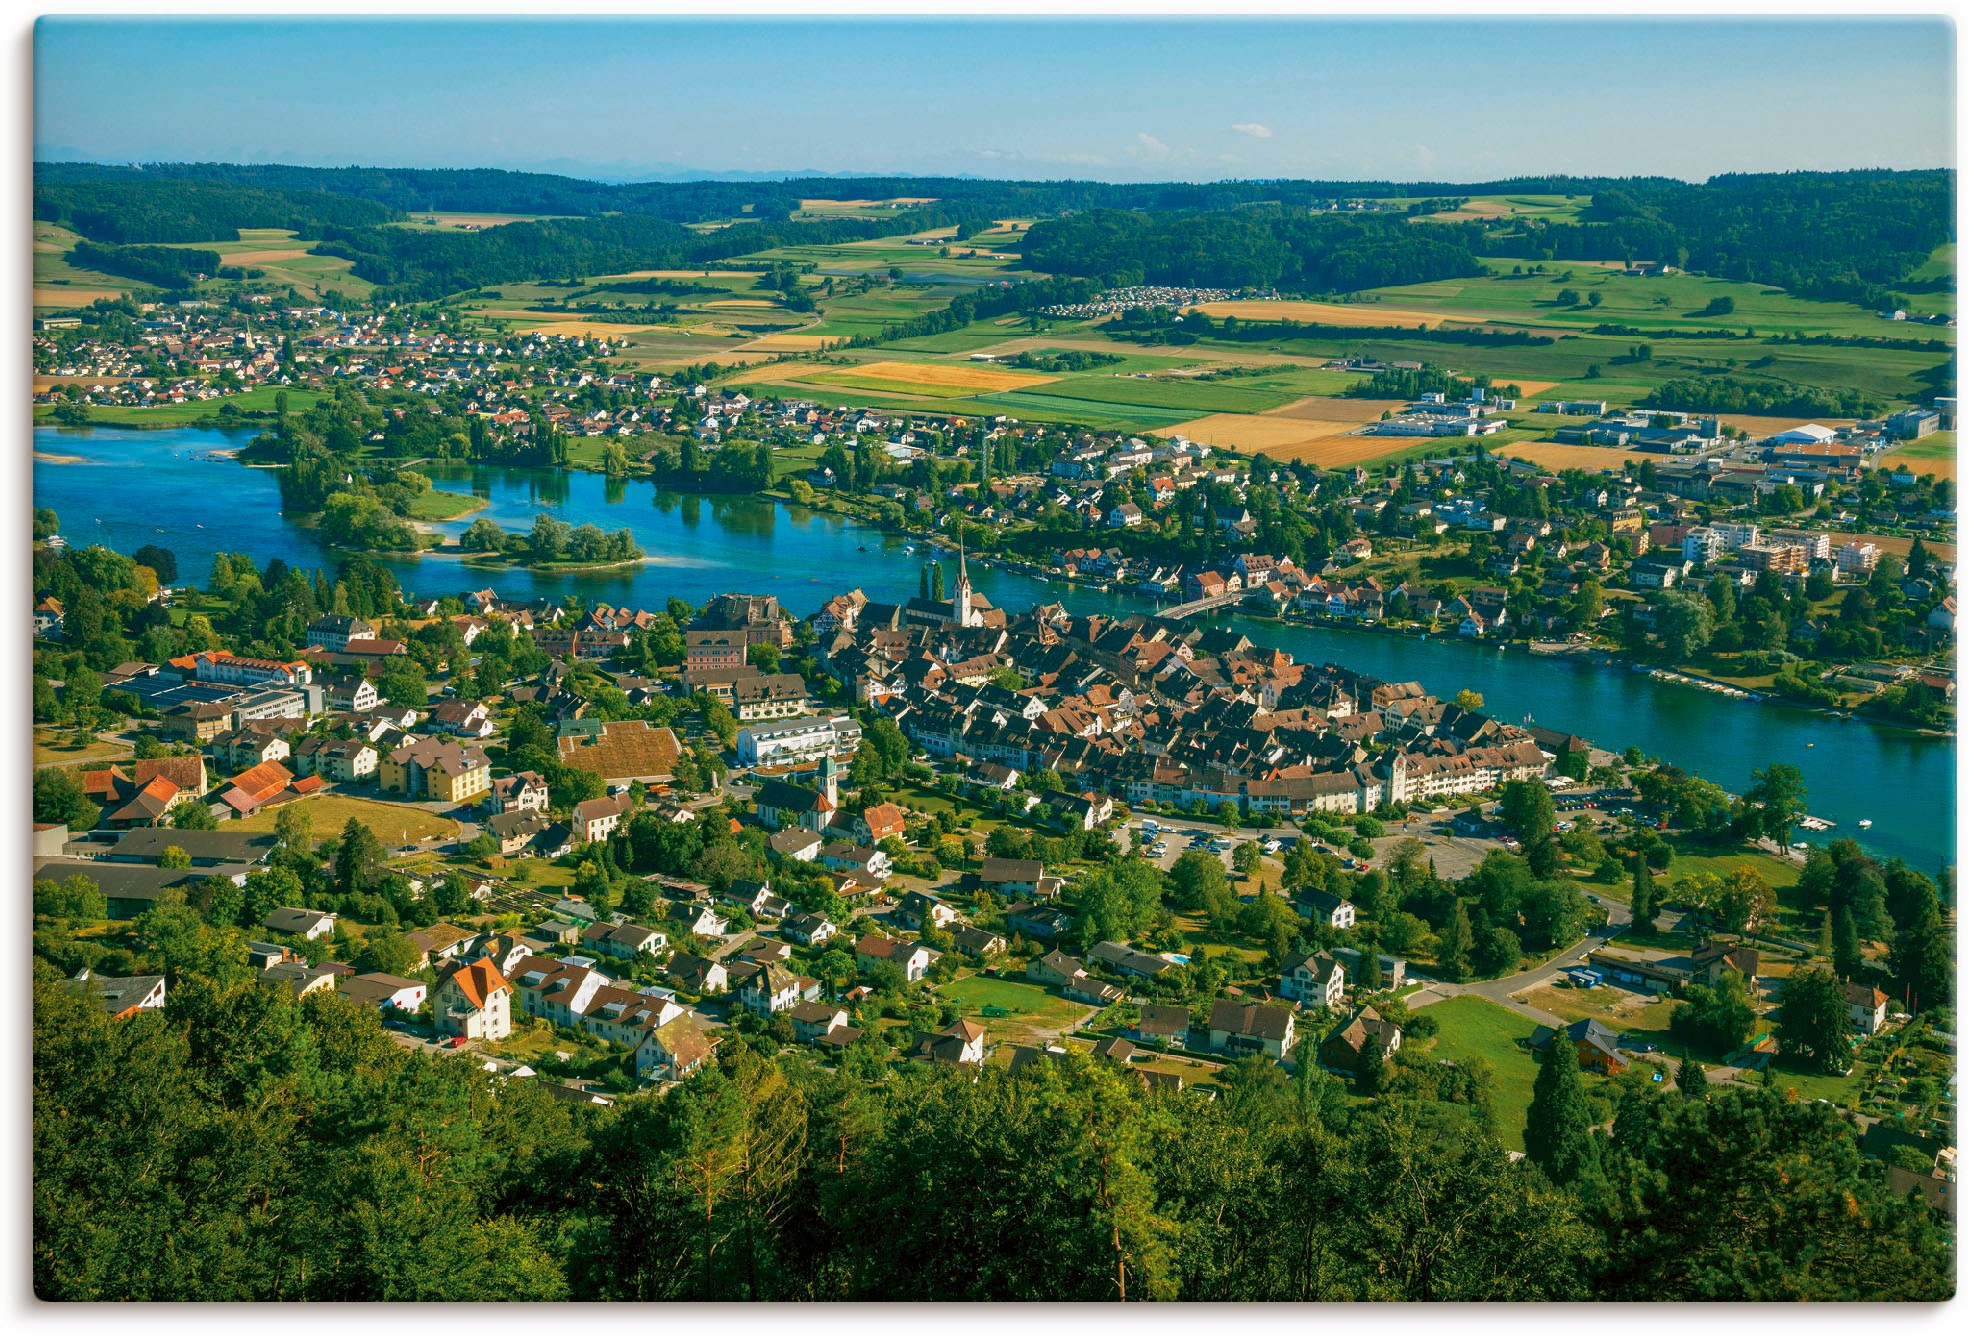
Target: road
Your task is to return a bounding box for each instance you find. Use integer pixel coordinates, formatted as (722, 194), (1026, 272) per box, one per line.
(1409, 892), (1636, 1027)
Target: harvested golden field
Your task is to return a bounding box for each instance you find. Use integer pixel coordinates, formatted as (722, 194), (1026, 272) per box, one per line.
(601, 268), (758, 280)
(35, 286), (127, 308)
(1186, 299), (1446, 328)
(812, 359), (1057, 393)
(1161, 415), (1356, 451)
(35, 375), (130, 392)
(745, 333), (838, 352)
(227, 247), (310, 265)
(799, 196), (937, 209)
(1265, 396), (1411, 422)
(1498, 440), (1645, 473)
(1499, 380), (1558, 397)
(510, 313), (667, 338)
(1825, 532), (1958, 563)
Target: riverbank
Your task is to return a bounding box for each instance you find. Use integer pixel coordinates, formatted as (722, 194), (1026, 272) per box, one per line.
(34, 422), (1953, 867)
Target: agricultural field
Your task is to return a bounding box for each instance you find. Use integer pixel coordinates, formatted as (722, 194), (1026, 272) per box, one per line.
(1187, 298), (1450, 328)
(937, 974), (1094, 1047)
(33, 222), (144, 308)
(803, 359), (1058, 395)
(1405, 193), (1594, 225)
(390, 211), (562, 230)
(1496, 440), (1648, 473)
(1879, 431), (1958, 480)
(233, 793), (459, 847)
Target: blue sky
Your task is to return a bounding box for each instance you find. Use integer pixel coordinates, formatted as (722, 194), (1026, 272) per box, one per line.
(34, 17), (1954, 183)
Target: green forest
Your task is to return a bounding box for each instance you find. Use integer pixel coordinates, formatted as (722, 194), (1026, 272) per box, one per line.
(32, 961), (1954, 1302)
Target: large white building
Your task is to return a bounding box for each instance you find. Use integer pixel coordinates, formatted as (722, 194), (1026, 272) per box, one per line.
(736, 714), (864, 768)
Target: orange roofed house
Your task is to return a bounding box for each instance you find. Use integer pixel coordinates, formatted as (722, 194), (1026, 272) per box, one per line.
(434, 958), (513, 1041)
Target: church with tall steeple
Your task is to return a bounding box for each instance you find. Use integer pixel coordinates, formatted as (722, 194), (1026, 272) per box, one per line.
(946, 531), (983, 628)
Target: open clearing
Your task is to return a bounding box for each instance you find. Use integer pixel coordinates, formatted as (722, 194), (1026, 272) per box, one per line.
(599, 268), (760, 281)
(1186, 299), (1447, 328)
(1418, 995), (1542, 1151)
(233, 793), (458, 847)
(1498, 440), (1646, 472)
(704, 299), (782, 309)
(936, 975), (1092, 1047)
(807, 359), (1057, 393)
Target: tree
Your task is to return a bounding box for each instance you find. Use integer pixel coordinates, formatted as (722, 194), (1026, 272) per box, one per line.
(1498, 780), (1555, 846)
(1453, 689), (1484, 713)
(335, 816), (386, 893)
(1830, 906), (1862, 982)
(1438, 899), (1474, 982)
(158, 845), (192, 870)
(358, 931), (420, 976)
(1773, 968), (1852, 1072)
(274, 802), (314, 854)
(1744, 763), (1806, 844)
(1887, 897), (1953, 1012)
(1655, 590), (1715, 661)
(1669, 968), (1755, 1053)
(1676, 1053), (1708, 1100)
(1525, 1025), (1595, 1185)
(33, 768), (100, 831)
(171, 800), (217, 830)
(1630, 855), (1660, 933)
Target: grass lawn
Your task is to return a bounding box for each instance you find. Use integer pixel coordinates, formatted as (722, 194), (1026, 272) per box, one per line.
(233, 793), (459, 847)
(1420, 995), (1544, 1150)
(405, 488), (489, 521)
(1662, 845), (1800, 893)
(937, 974), (1093, 1047)
(1736, 1055), (1862, 1107)
(33, 727), (132, 768)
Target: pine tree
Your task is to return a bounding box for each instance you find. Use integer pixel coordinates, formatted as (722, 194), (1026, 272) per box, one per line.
(1631, 855), (1659, 934)
(1439, 899), (1474, 982)
(1676, 1052), (1708, 1099)
(1888, 897), (1954, 1013)
(1831, 906), (1862, 982)
(1526, 1025), (1595, 1185)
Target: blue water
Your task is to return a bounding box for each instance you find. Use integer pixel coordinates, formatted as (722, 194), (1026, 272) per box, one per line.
(34, 424), (1955, 870)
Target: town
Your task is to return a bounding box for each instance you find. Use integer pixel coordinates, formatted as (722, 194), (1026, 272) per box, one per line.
(27, 17), (1959, 1303)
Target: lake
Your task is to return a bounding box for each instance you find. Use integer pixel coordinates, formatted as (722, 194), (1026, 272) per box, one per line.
(34, 423), (1955, 869)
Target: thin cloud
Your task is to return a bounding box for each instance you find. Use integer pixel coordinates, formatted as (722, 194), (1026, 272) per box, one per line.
(1231, 122), (1272, 139)
(1132, 132), (1171, 158)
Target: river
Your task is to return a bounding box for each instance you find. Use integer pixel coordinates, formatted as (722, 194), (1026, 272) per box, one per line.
(34, 424), (1956, 869)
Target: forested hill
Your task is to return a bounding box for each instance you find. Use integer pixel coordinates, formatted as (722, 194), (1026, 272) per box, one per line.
(310, 209), (971, 301)
(1474, 171), (1956, 303)
(34, 163), (1953, 305)
(33, 178), (397, 244)
(1020, 208), (1486, 290)
(34, 160), (1695, 222)
(32, 965), (1956, 1301)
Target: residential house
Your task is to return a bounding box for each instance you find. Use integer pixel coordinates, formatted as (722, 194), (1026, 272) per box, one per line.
(433, 959), (513, 1041)
(1206, 999), (1299, 1060)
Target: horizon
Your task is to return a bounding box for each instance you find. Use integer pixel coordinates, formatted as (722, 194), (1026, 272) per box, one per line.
(34, 17), (1954, 184)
